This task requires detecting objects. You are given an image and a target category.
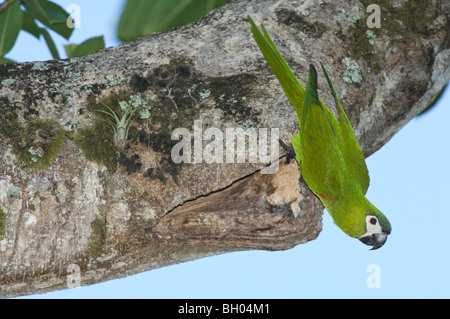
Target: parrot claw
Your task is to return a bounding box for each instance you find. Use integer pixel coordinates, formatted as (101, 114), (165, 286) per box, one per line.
(278, 139), (296, 164)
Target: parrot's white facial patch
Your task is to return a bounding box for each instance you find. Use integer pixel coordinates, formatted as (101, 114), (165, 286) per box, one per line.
(363, 215), (383, 235)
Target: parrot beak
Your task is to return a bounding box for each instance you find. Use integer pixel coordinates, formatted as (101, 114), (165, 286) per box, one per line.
(359, 232), (388, 250)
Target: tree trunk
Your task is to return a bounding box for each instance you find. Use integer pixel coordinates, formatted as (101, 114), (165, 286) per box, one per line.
(0, 0), (448, 297)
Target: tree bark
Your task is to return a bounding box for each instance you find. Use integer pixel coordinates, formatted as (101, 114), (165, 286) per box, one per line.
(0, 0), (448, 297)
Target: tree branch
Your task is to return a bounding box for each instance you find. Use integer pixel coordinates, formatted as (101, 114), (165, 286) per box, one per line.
(0, 0), (448, 297)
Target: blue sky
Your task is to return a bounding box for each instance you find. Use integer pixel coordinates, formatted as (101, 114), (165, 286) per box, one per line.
(7, 1), (450, 298)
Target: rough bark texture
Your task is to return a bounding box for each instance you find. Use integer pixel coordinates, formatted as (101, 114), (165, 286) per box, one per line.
(0, 0), (448, 297)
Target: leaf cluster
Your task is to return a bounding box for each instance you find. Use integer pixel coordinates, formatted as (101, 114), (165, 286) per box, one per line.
(0, 0), (104, 63)
(118, 0), (229, 42)
(1, 0), (231, 63)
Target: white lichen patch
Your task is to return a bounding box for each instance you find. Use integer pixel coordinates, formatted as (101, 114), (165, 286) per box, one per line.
(1, 78), (15, 86)
(346, 12), (358, 23)
(31, 62), (49, 71)
(342, 57), (362, 83)
(106, 74), (125, 86)
(7, 186), (21, 198)
(23, 212), (37, 227)
(199, 89), (211, 99)
(366, 30), (376, 45)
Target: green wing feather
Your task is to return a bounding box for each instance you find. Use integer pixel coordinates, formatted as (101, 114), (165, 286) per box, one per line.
(249, 16), (368, 198)
(320, 63), (370, 194)
(298, 65), (344, 200)
(248, 16), (305, 120)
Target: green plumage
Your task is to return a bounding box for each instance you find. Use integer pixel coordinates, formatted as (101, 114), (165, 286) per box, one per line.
(248, 16), (391, 248)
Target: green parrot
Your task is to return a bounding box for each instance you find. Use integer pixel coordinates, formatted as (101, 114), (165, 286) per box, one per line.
(248, 16), (391, 249)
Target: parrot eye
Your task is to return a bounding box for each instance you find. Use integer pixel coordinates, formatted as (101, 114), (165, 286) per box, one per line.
(370, 217), (378, 225)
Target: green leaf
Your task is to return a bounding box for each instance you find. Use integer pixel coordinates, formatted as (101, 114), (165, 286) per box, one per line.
(0, 1), (23, 57)
(118, 0), (229, 42)
(63, 43), (77, 58)
(65, 36), (105, 58)
(22, 0), (66, 24)
(24, 0), (73, 40)
(40, 28), (60, 59)
(39, 0), (68, 24)
(21, 0), (49, 23)
(21, 11), (42, 39)
(0, 57), (16, 64)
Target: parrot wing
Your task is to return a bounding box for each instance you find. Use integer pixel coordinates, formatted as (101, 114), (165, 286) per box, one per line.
(320, 63), (370, 194)
(299, 65), (344, 200)
(248, 16), (305, 120)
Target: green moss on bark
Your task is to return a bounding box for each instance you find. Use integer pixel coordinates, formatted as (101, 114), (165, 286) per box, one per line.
(0, 207), (6, 241)
(88, 212), (107, 257)
(75, 91), (136, 174)
(75, 120), (118, 173)
(0, 115), (67, 170)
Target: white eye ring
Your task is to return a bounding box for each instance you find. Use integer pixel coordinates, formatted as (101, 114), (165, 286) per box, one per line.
(365, 216), (382, 235)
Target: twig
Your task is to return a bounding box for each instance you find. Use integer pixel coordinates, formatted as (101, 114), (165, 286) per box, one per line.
(188, 88), (198, 106)
(0, 0), (18, 15)
(166, 72), (179, 111)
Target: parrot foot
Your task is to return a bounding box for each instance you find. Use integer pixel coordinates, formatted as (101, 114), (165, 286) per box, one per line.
(278, 139), (296, 164)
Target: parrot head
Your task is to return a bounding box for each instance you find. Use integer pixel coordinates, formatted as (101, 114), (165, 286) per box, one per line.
(326, 194), (391, 250)
(358, 214), (391, 250)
